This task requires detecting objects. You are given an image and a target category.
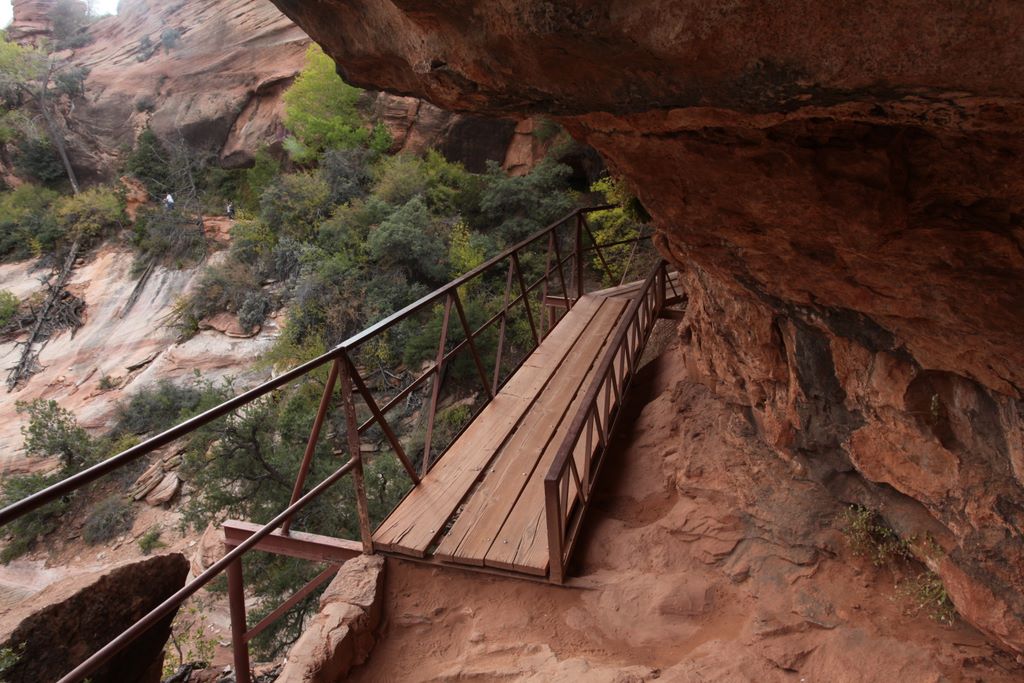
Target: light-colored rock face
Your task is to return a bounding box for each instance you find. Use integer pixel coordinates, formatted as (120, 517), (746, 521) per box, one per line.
(0, 244), (279, 471)
(57, 0), (309, 176)
(265, 0), (1024, 656)
(7, 0), (536, 182)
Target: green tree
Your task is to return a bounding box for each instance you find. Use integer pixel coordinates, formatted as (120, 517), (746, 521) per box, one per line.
(17, 398), (99, 472)
(53, 186), (125, 244)
(478, 158), (573, 241)
(0, 184), (60, 259)
(282, 45), (389, 161)
(50, 0), (93, 50)
(259, 172), (332, 240)
(366, 196), (449, 285)
(124, 128), (172, 197)
(0, 290), (18, 328)
(0, 35), (82, 192)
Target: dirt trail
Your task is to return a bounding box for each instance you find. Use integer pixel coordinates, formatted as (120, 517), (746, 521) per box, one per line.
(348, 343), (1023, 682)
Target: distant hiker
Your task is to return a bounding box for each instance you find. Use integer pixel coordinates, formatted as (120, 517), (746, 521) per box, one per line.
(226, 201), (235, 219)
(164, 193), (175, 210)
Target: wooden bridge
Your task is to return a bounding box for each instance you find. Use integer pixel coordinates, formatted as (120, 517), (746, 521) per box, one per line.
(0, 207), (682, 683)
(375, 274), (679, 579)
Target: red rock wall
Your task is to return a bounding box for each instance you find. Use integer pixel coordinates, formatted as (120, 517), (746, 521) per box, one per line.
(267, 0), (1024, 655)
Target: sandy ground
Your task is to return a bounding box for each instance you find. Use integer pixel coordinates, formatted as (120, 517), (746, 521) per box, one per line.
(345, 342), (1023, 682)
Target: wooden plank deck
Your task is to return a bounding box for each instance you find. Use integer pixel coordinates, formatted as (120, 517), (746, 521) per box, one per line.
(373, 289), (635, 578)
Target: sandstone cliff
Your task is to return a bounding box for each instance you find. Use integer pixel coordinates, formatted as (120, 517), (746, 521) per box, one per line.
(6, 0), (539, 182)
(269, 0), (1024, 657)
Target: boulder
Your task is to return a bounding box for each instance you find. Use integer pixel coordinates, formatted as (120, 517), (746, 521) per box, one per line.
(275, 554), (385, 683)
(144, 472), (180, 506)
(0, 554), (189, 683)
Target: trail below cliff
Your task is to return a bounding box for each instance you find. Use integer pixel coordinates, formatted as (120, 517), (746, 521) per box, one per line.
(348, 343), (1022, 682)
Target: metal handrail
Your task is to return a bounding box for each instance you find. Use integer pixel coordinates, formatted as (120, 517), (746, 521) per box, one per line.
(0, 203), (650, 683)
(544, 259), (667, 582)
(0, 205), (613, 526)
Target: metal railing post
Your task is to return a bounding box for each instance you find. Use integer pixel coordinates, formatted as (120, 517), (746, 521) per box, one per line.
(227, 553), (251, 683)
(545, 477), (564, 584)
(451, 289), (494, 400)
(282, 358), (340, 535)
(575, 213), (585, 300)
(421, 294), (453, 475)
(339, 357), (374, 554)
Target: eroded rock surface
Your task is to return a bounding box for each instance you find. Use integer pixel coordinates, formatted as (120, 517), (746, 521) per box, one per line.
(267, 0), (1024, 654)
(346, 347), (1023, 681)
(0, 553), (189, 683)
(276, 554), (385, 683)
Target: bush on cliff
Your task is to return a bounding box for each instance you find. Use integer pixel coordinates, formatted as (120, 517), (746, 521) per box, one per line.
(282, 44), (390, 162)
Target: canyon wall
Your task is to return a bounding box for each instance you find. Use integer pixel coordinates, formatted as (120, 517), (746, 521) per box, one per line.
(267, 0), (1024, 655)
(6, 0), (536, 182)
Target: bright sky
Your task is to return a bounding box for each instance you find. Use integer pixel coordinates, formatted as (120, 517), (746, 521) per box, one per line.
(1, 1), (120, 29)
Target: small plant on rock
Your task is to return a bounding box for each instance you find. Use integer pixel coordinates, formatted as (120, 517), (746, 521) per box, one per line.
(896, 570), (956, 625)
(82, 495), (135, 545)
(138, 528), (165, 555)
(839, 505), (913, 567)
(163, 602), (217, 678)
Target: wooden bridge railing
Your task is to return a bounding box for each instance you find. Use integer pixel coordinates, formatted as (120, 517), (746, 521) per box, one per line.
(0, 205), (654, 683)
(544, 259), (675, 583)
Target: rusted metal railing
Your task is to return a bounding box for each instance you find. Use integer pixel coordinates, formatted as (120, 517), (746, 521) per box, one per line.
(544, 259), (669, 583)
(0, 205), (651, 683)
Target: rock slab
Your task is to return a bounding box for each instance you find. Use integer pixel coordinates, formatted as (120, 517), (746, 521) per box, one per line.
(0, 553), (189, 683)
(275, 554), (385, 683)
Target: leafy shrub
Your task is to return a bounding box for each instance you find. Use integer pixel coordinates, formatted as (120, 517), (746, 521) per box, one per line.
(839, 505), (913, 567)
(285, 253), (362, 345)
(115, 378), (225, 436)
(373, 151), (476, 215)
(238, 291), (271, 332)
(137, 35), (155, 61)
(229, 219), (276, 270)
(586, 176), (651, 284)
(0, 472), (68, 562)
(54, 186), (125, 244)
(138, 529), (165, 555)
(282, 45), (384, 161)
(241, 147), (281, 208)
(132, 207), (205, 269)
(17, 398), (99, 473)
(0, 184), (61, 259)
(82, 496), (135, 544)
(896, 571), (956, 625)
(366, 196), (449, 284)
(319, 148), (372, 205)
(316, 196), (391, 255)
(163, 603), (217, 676)
(532, 117), (562, 142)
(53, 66), (89, 98)
(14, 136), (64, 184)
(259, 172), (332, 240)
(173, 259), (262, 334)
(134, 95), (156, 112)
(124, 128), (172, 197)
(0, 290), (19, 328)
(478, 158), (573, 241)
(160, 28), (182, 53)
(50, 0), (92, 50)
